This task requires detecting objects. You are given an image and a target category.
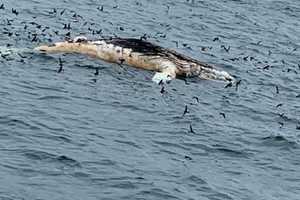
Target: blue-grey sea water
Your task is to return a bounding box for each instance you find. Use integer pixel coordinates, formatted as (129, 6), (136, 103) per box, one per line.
(0, 0), (300, 199)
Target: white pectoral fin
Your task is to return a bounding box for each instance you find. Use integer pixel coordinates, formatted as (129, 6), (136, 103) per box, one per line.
(152, 68), (176, 84)
(152, 72), (173, 84)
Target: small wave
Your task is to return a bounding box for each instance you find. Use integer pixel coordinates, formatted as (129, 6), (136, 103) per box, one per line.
(213, 147), (249, 158)
(261, 135), (299, 148)
(37, 95), (71, 101)
(136, 188), (181, 200)
(0, 116), (40, 130)
(183, 175), (207, 185)
(22, 149), (81, 167)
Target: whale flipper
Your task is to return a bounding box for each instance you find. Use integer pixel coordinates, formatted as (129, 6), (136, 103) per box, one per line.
(151, 66), (177, 84)
(152, 72), (173, 84)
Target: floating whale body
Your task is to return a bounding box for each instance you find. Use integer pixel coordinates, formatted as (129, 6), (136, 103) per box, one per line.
(34, 36), (234, 84)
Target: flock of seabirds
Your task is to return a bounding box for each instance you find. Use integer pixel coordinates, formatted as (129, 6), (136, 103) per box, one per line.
(1, 2), (300, 133)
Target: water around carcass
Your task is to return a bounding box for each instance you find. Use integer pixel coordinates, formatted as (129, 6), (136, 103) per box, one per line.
(0, 0), (300, 199)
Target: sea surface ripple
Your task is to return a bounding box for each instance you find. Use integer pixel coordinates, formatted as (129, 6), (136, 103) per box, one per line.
(0, 0), (300, 199)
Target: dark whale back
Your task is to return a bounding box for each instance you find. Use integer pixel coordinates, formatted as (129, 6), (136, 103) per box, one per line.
(102, 38), (213, 69)
(103, 38), (164, 55)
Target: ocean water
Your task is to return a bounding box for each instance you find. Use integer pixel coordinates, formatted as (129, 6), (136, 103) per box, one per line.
(0, 0), (300, 199)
